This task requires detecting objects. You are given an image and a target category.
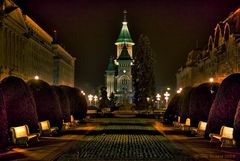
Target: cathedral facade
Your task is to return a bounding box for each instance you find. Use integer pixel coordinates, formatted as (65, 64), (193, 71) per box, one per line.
(105, 13), (134, 104)
(176, 8), (240, 89)
(0, 0), (75, 86)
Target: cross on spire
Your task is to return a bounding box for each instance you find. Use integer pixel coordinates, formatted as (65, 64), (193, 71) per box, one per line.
(123, 10), (127, 22)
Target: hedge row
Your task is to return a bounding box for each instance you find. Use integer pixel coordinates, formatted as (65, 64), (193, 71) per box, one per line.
(0, 76), (87, 151)
(164, 73), (240, 146)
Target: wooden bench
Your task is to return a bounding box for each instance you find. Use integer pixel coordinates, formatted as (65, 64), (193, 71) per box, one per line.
(87, 109), (97, 118)
(191, 121), (207, 136)
(38, 120), (59, 136)
(209, 126), (236, 147)
(10, 125), (39, 147)
(173, 116), (181, 128)
(70, 115), (80, 127)
(62, 120), (71, 130)
(180, 118), (191, 131)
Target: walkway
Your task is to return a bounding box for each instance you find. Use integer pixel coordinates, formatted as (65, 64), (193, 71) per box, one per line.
(57, 118), (193, 161)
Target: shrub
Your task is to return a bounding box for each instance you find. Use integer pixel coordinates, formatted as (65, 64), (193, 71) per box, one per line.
(0, 87), (8, 151)
(163, 94), (181, 124)
(178, 87), (194, 123)
(52, 86), (71, 122)
(189, 83), (219, 127)
(27, 79), (62, 130)
(1, 76), (38, 132)
(206, 74), (240, 137)
(61, 86), (87, 120)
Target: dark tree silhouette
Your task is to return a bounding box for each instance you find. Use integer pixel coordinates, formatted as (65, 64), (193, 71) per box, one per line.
(1, 76), (38, 132)
(61, 86), (87, 120)
(52, 86), (71, 122)
(189, 83), (219, 127)
(27, 79), (62, 130)
(109, 92), (117, 111)
(132, 34), (155, 109)
(99, 87), (110, 109)
(206, 74), (240, 138)
(0, 87), (8, 151)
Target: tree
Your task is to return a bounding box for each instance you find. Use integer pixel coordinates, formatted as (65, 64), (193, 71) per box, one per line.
(98, 87), (110, 109)
(2, 76), (38, 133)
(0, 87), (8, 151)
(27, 79), (63, 130)
(109, 92), (117, 111)
(52, 86), (71, 122)
(132, 34), (155, 109)
(206, 74), (240, 138)
(189, 83), (219, 127)
(60, 86), (87, 120)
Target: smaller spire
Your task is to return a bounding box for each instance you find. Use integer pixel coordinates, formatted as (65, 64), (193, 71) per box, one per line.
(123, 10), (127, 22)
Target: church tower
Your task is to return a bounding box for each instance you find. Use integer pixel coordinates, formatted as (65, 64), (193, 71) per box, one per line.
(105, 10), (134, 104)
(115, 10), (135, 58)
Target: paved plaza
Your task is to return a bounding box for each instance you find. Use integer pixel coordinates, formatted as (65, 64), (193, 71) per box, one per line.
(2, 118), (240, 161)
(57, 118), (193, 161)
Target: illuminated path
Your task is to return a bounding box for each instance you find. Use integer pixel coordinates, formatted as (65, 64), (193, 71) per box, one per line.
(57, 118), (193, 161)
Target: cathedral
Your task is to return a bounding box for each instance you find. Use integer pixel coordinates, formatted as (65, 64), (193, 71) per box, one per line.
(105, 11), (134, 104)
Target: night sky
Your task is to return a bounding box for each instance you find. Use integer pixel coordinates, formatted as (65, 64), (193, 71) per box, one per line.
(14, 0), (239, 92)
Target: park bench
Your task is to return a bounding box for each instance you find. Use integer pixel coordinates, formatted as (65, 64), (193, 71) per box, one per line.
(209, 126), (236, 147)
(38, 120), (59, 136)
(191, 121), (207, 136)
(173, 116), (181, 128)
(62, 120), (71, 130)
(10, 125), (39, 147)
(87, 109), (97, 118)
(180, 118), (191, 131)
(70, 115), (80, 127)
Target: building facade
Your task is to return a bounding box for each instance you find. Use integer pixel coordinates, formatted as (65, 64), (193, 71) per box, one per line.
(105, 12), (134, 104)
(0, 0), (75, 86)
(176, 8), (240, 89)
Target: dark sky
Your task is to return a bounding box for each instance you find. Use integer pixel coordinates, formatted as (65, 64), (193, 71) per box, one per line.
(14, 0), (239, 91)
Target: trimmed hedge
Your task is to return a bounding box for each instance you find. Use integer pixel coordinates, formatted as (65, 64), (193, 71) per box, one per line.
(234, 101), (240, 146)
(52, 86), (71, 122)
(189, 83), (219, 127)
(61, 86), (87, 120)
(27, 79), (62, 130)
(178, 87), (194, 123)
(163, 94), (181, 124)
(206, 74), (240, 137)
(1, 76), (38, 133)
(0, 87), (8, 151)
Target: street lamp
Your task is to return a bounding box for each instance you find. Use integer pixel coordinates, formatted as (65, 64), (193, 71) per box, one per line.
(88, 94), (93, 106)
(34, 75), (39, 80)
(209, 77), (214, 94)
(177, 87), (182, 94)
(164, 91), (170, 108)
(156, 94), (161, 109)
(94, 95), (98, 106)
(81, 90), (85, 96)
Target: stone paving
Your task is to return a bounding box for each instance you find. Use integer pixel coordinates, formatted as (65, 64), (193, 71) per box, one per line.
(57, 118), (194, 161)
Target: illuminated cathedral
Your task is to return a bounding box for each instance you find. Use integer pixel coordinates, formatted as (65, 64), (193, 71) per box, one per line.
(105, 11), (134, 104)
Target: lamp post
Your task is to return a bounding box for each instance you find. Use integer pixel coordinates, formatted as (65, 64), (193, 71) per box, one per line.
(209, 77), (214, 94)
(34, 75), (39, 80)
(164, 91), (170, 108)
(81, 90), (85, 96)
(88, 94), (93, 106)
(94, 95), (98, 106)
(156, 94), (161, 109)
(177, 87), (182, 94)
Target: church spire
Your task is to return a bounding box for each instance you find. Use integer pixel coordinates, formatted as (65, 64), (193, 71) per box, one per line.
(123, 10), (127, 22)
(115, 10), (134, 45)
